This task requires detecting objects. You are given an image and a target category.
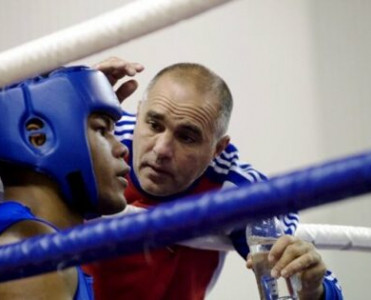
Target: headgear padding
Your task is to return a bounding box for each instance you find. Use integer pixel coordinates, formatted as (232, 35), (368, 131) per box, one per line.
(0, 66), (122, 213)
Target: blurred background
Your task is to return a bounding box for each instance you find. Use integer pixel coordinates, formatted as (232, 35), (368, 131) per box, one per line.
(1, 0), (370, 298)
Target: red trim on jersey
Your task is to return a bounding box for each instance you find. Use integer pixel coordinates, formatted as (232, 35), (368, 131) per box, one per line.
(84, 175), (224, 300)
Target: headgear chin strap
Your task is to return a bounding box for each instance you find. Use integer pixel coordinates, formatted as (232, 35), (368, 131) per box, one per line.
(0, 66), (122, 214)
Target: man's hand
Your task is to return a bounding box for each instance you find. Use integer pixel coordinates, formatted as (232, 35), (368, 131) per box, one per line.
(247, 236), (326, 300)
(94, 56), (144, 103)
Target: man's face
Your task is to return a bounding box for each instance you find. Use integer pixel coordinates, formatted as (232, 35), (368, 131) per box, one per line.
(132, 74), (226, 196)
(88, 114), (130, 214)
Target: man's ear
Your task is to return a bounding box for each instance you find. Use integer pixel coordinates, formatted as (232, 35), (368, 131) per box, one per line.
(214, 135), (230, 158)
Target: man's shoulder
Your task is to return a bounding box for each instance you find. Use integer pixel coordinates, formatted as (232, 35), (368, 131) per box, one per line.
(0, 201), (56, 245)
(206, 143), (267, 186)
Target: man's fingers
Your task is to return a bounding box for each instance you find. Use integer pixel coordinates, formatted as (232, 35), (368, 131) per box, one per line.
(270, 237), (312, 278)
(246, 254), (253, 269)
(115, 80), (139, 103)
(94, 56), (144, 85)
(268, 235), (296, 264)
(278, 249), (321, 278)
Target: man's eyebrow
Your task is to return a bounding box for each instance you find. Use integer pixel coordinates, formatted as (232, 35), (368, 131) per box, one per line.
(179, 123), (202, 137)
(146, 110), (202, 137)
(97, 113), (115, 130)
(146, 110), (165, 120)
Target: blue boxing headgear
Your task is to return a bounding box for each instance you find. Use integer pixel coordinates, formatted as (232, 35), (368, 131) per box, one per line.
(0, 66), (122, 213)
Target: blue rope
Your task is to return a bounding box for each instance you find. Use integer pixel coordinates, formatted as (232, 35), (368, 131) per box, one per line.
(0, 150), (371, 282)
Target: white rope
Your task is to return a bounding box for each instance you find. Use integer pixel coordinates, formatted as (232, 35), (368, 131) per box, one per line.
(295, 224), (371, 252)
(180, 224), (371, 252)
(115, 205), (371, 252)
(181, 224), (371, 252)
(0, 0), (236, 87)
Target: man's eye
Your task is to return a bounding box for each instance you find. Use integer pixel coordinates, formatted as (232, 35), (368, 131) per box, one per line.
(148, 120), (162, 131)
(178, 133), (196, 144)
(97, 126), (108, 135)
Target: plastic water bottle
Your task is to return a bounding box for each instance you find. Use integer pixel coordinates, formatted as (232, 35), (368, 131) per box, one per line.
(246, 217), (298, 300)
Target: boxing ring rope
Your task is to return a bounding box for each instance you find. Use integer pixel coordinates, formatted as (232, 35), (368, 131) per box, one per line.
(0, 149), (371, 283)
(122, 205), (371, 252)
(296, 224), (371, 251)
(178, 223), (371, 252)
(0, 0), (236, 87)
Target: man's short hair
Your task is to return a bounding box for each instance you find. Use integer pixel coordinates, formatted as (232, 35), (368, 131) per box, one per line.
(144, 63), (233, 138)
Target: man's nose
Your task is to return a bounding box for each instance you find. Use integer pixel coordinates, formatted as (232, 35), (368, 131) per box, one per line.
(114, 138), (129, 161)
(153, 133), (174, 160)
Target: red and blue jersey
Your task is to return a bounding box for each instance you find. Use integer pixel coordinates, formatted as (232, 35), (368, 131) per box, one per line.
(85, 111), (342, 300)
